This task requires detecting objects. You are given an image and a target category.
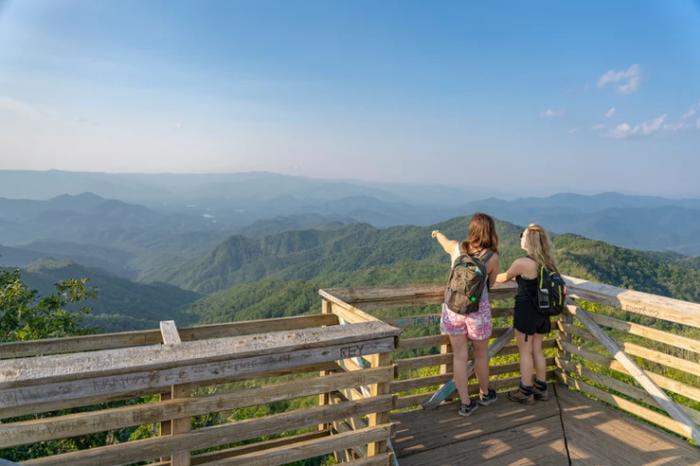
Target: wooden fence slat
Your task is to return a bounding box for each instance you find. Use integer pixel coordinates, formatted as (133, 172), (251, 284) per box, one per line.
(558, 372), (695, 440)
(197, 424), (392, 466)
(0, 314), (339, 360)
(0, 322), (399, 389)
(0, 338), (395, 419)
(570, 305), (700, 443)
(565, 276), (700, 330)
(21, 395), (394, 466)
(558, 340), (700, 404)
(557, 358), (700, 425)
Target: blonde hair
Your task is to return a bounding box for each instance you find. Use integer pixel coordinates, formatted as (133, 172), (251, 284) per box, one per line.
(523, 223), (558, 272)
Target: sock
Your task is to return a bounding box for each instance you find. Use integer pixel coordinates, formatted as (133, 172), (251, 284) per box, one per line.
(519, 382), (533, 395)
(534, 379), (547, 391)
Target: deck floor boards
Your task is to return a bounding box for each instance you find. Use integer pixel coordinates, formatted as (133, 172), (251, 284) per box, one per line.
(390, 384), (699, 466)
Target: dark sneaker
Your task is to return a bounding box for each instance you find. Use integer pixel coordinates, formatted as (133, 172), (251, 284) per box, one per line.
(507, 385), (535, 405)
(458, 399), (479, 416)
(533, 383), (549, 401)
(478, 388), (497, 406)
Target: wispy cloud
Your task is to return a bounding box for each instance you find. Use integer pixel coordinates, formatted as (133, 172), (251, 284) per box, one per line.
(592, 123), (605, 131)
(608, 113), (666, 139)
(681, 100), (700, 119)
(567, 128), (578, 134)
(597, 64), (641, 94)
(541, 108), (564, 118)
(605, 107), (616, 118)
(0, 96), (40, 118)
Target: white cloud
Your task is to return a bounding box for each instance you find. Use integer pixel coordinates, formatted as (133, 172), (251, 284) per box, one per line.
(607, 114), (666, 139)
(597, 64), (641, 94)
(541, 108), (564, 118)
(592, 123), (605, 131)
(681, 100), (700, 119)
(0, 96), (40, 118)
(605, 107), (616, 118)
(567, 128), (578, 134)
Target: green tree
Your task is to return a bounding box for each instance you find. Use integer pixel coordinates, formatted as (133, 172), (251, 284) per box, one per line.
(0, 268), (96, 342)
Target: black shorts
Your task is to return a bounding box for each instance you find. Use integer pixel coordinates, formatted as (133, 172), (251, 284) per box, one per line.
(513, 303), (551, 336)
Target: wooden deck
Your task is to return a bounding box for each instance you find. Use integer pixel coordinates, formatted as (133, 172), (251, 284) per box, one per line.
(391, 384), (700, 466)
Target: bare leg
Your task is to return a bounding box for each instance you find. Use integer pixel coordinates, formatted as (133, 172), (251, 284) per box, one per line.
(532, 333), (547, 382)
(515, 330), (534, 386)
(448, 334), (470, 404)
(471, 338), (490, 395)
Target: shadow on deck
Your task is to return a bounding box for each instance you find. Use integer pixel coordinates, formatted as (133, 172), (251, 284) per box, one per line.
(391, 384), (700, 466)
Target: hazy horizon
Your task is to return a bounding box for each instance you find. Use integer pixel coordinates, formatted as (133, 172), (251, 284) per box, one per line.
(1, 1), (700, 196)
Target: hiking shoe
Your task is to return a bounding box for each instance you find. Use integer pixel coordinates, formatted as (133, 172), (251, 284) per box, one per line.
(478, 388), (497, 406)
(507, 384), (535, 405)
(458, 399), (479, 416)
(533, 382), (549, 401)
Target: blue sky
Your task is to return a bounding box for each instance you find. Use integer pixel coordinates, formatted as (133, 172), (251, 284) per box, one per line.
(0, 0), (699, 196)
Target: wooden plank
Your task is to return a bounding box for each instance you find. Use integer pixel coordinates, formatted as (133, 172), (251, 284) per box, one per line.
(387, 314), (441, 328)
(318, 289), (381, 323)
(319, 299), (333, 432)
(557, 386), (700, 466)
(391, 388), (560, 458)
(567, 305), (700, 442)
(560, 320), (700, 377)
(0, 314), (339, 360)
(198, 424), (392, 466)
(21, 395), (394, 466)
(565, 275), (700, 329)
(322, 283), (517, 309)
(367, 352), (392, 457)
(558, 358), (700, 425)
(395, 415), (566, 466)
(558, 372), (697, 441)
(160, 320), (182, 345)
(0, 338), (394, 419)
(0, 321), (400, 389)
(189, 431), (329, 465)
(586, 311), (700, 355)
(2, 369), (393, 450)
(343, 453), (393, 466)
(158, 320), (189, 466)
(558, 340), (700, 404)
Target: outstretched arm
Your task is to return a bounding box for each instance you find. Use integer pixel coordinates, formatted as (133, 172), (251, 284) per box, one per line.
(431, 230), (458, 255)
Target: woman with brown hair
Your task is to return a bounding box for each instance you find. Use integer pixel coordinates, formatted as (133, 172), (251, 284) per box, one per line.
(496, 223), (558, 404)
(431, 213), (499, 416)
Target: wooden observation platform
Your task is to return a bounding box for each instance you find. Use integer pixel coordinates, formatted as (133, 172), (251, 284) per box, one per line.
(1, 277), (699, 465)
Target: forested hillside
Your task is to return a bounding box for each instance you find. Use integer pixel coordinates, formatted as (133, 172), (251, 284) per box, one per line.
(182, 216), (700, 325)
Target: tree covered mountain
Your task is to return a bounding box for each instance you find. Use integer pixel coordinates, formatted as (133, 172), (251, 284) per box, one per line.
(11, 259), (201, 332)
(181, 216), (700, 325)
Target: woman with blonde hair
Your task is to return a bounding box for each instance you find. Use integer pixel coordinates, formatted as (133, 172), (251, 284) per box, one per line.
(496, 223), (558, 404)
(432, 213), (499, 416)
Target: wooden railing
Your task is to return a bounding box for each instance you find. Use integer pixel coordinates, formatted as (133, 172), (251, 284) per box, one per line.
(0, 314), (400, 466)
(321, 282), (558, 412)
(322, 277), (700, 445)
(557, 276), (700, 443)
(2, 275), (698, 465)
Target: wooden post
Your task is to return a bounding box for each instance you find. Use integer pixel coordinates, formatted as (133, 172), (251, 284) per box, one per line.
(319, 299), (333, 433)
(367, 351), (392, 457)
(569, 305), (700, 443)
(556, 307), (574, 385)
(159, 320), (192, 466)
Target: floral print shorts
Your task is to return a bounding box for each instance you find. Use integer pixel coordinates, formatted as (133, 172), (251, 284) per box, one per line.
(440, 288), (492, 341)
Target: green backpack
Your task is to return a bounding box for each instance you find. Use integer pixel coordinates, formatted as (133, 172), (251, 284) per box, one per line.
(444, 247), (493, 314)
(535, 264), (567, 316)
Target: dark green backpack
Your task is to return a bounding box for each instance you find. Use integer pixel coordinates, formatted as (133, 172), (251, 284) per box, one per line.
(444, 247), (493, 314)
(535, 265), (567, 316)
